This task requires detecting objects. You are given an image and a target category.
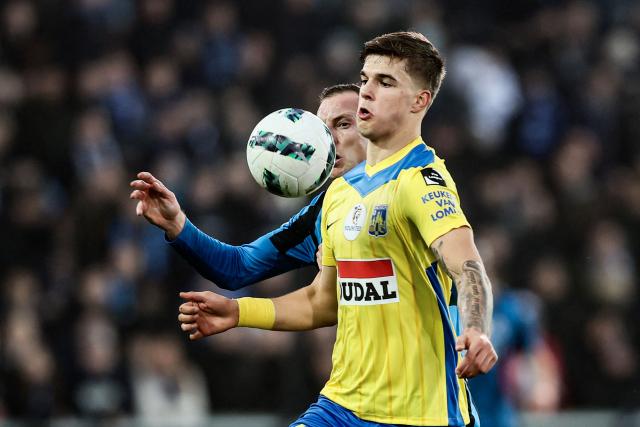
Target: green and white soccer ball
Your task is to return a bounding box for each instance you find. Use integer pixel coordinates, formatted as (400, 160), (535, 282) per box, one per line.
(246, 108), (336, 198)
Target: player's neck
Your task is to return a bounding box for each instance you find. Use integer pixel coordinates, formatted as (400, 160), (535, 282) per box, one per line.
(366, 124), (421, 166)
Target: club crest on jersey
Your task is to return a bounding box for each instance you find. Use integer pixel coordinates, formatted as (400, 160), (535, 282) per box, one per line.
(343, 203), (366, 241)
(421, 167), (446, 186)
(368, 204), (388, 237)
(337, 259), (399, 306)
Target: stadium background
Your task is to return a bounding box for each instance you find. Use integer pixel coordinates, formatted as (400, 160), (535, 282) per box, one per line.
(0, 0), (639, 425)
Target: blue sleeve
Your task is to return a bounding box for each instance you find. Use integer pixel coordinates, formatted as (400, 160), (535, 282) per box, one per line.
(516, 292), (541, 351)
(168, 192), (325, 290)
(505, 291), (541, 351)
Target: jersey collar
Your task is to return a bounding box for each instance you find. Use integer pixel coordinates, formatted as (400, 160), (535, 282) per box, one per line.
(365, 137), (426, 177)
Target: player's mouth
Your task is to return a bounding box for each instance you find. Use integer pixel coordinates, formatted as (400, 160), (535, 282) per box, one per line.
(357, 107), (372, 121)
(334, 156), (344, 169)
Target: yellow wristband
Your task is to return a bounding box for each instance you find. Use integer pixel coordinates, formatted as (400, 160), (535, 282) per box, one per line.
(236, 297), (276, 330)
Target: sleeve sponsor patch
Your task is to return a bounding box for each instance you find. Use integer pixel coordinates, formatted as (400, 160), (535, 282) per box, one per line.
(421, 167), (446, 187)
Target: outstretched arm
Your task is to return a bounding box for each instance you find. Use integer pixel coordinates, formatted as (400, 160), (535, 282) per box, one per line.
(272, 266), (337, 330)
(431, 226), (497, 378)
(130, 172), (317, 290)
(178, 267), (338, 340)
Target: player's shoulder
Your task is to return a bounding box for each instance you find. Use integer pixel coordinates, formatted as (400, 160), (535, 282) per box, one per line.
(397, 148), (459, 193)
(327, 162), (365, 196)
(399, 149), (449, 179)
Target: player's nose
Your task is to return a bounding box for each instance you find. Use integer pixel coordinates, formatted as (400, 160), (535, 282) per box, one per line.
(329, 128), (341, 147)
(359, 81), (374, 101)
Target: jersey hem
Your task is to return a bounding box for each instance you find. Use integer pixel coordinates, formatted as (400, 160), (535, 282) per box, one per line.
(320, 391), (467, 426)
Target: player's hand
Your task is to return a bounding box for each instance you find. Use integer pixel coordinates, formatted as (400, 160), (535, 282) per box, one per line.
(455, 327), (498, 378)
(178, 291), (240, 340)
(129, 171), (186, 239)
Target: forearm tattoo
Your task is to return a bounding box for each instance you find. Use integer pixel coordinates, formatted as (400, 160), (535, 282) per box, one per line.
(457, 260), (492, 334)
(431, 242), (493, 335)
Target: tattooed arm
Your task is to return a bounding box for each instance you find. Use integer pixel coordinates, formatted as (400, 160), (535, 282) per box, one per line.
(431, 226), (498, 378)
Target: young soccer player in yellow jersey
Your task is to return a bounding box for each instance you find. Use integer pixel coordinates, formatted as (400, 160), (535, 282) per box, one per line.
(179, 32), (497, 427)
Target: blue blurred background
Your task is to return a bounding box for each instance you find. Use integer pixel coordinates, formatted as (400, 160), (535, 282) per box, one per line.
(0, 0), (639, 425)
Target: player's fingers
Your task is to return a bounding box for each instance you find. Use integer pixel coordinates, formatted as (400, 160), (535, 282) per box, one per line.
(151, 179), (173, 198)
(477, 350), (498, 374)
(458, 359), (479, 379)
(475, 354), (491, 375)
(179, 291), (207, 303)
(457, 349), (482, 377)
(455, 334), (469, 351)
(130, 189), (147, 200)
(136, 200), (146, 216)
(456, 355), (471, 377)
(464, 341), (482, 360)
(178, 313), (197, 323)
(137, 171), (157, 183)
(180, 321), (197, 332)
(178, 302), (199, 314)
(462, 346), (497, 378)
(189, 330), (203, 340)
(471, 341), (494, 362)
(129, 179), (152, 190)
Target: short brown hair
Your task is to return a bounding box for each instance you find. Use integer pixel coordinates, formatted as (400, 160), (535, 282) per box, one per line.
(360, 31), (446, 99)
(319, 83), (360, 102)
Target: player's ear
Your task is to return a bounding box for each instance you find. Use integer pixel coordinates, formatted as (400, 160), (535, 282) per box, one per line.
(411, 89), (431, 114)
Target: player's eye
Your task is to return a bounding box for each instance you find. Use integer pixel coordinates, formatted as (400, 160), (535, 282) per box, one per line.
(360, 78), (368, 85)
(381, 81), (392, 88)
(338, 121), (350, 129)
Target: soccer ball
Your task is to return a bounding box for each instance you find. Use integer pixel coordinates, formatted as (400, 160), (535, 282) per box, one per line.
(246, 108), (336, 198)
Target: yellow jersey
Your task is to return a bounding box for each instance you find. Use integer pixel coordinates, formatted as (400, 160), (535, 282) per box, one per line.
(320, 137), (472, 426)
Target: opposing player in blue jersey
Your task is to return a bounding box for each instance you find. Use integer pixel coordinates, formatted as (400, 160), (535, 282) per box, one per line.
(131, 82), (483, 425)
(469, 286), (541, 427)
(129, 83), (366, 289)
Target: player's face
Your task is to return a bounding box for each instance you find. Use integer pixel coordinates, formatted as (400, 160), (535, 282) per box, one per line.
(357, 55), (420, 142)
(317, 91), (367, 178)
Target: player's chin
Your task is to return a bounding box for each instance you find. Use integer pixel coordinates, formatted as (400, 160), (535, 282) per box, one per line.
(356, 122), (377, 140)
(331, 165), (345, 178)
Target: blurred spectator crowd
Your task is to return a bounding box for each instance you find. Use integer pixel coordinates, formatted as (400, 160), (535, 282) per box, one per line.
(1, 0), (639, 422)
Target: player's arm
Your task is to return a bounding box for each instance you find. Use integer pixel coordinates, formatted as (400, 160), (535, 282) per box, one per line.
(402, 164), (497, 378)
(177, 267), (338, 340)
(431, 228), (492, 334)
(130, 172), (319, 290)
(431, 227), (497, 378)
(272, 265), (337, 330)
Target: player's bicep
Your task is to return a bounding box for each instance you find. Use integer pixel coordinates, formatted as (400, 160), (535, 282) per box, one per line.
(312, 266), (338, 326)
(430, 227), (480, 280)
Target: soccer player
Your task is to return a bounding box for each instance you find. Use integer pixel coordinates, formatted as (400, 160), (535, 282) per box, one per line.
(178, 32), (496, 427)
